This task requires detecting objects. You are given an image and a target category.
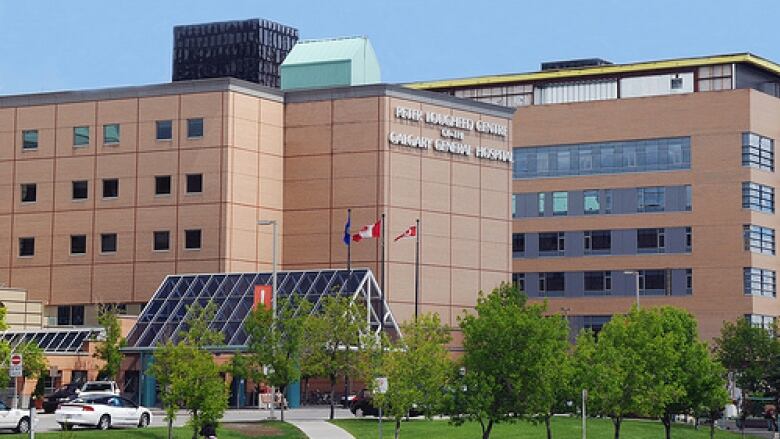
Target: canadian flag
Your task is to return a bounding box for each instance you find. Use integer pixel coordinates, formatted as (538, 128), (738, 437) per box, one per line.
(352, 221), (381, 242)
(394, 225), (417, 242)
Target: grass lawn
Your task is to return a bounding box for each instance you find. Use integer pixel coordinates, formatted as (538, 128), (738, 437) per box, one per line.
(333, 417), (745, 439)
(2, 421), (305, 438)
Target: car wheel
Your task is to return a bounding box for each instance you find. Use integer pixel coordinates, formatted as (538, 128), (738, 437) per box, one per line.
(138, 413), (150, 428)
(16, 417), (30, 433)
(98, 414), (111, 430)
(355, 407), (364, 417)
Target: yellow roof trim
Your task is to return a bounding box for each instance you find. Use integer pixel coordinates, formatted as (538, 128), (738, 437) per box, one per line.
(406, 54), (780, 90)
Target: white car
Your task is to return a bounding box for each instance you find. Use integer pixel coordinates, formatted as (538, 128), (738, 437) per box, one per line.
(0, 400), (31, 433)
(78, 381), (120, 396)
(55, 394), (152, 430)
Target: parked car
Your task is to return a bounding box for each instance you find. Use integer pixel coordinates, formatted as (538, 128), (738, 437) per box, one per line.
(349, 389), (422, 417)
(55, 394), (152, 430)
(0, 400), (32, 433)
(43, 382), (82, 414)
(77, 381), (120, 396)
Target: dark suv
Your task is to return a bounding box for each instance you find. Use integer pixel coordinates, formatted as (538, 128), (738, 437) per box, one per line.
(42, 383), (81, 414)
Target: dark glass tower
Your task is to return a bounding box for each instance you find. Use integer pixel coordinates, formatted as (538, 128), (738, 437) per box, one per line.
(172, 18), (299, 88)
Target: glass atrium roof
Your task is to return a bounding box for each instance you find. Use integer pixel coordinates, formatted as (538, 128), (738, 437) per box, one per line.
(124, 269), (399, 352)
(1, 328), (102, 354)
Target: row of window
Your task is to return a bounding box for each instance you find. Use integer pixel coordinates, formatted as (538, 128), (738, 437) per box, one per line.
(20, 118), (205, 150)
(19, 174), (203, 203)
(17, 230), (202, 257)
(742, 133), (774, 172)
(742, 182), (775, 213)
(744, 224), (776, 255)
(513, 227), (692, 256)
(744, 268), (777, 297)
(512, 269), (693, 296)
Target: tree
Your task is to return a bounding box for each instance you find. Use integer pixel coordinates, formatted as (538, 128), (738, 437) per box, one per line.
(368, 313), (452, 439)
(237, 296), (310, 421)
(94, 305), (126, 381)
(301, 295), (364, 420)
(690, 351), (730, 439)
(150, 302), (229, 439)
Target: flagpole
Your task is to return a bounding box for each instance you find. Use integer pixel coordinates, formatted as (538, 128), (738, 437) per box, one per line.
(380, 212), (386, 331)
(414, 217), (420, 321)
(347, 208), (352, 271)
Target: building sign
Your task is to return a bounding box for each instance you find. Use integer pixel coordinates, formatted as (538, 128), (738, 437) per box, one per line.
(253, 285), (273, 311)
(389, 106), (512, 163)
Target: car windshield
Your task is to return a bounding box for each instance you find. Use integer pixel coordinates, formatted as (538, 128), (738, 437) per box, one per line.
(83, 383), (112, 392)
(71, 396), (112, 405)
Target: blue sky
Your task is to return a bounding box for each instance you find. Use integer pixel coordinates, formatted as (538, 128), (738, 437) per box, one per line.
(1, 0), (779, 94)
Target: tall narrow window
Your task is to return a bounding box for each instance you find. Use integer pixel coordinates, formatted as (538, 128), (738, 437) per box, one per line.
(686, 269), (693, 294)
(20, 183), (37, 203)
(583, 190), (600, 214)
(73, 126), (89, 146)
(686, 227), (692, 251)
(187, 118), (204, 138)
(22, 130), (38, 150)
(185, 229), (202, 250)
(512, 273), (525, 291)
(156, 120), (173, 141)
(537, 193), (545, 216)
(603, 189), (612, 214)
(512, 194), (518, 218)
(685, 185), (692, 211)
(552, 191), (568, 216)
(512, 233), (525, 256)
(103, 124), (120, 144)
(18, 237), (35, 257)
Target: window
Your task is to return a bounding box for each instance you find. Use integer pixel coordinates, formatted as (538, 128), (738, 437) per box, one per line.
(153, 231), (170, 251)
(743, 132), (774, 171)
(512, 194), (518, 218)
(512, 233), (525, 255)
(686, 269), (693, 293)
(686, 227), (692, 250)
(156, 120), (173, 140)
(73, 126), (89, 146)
(604, 189), (612, 214)
(102, 179), (119, 198)
(583, 190), (600, 214)
(18, 237), (34, 257)
(584, 230), (611, 253)
(101, 233), (117, 253)
(747, 314), (775, 331)
(187, 118), (204, 138)
(637, 187), (665, 212)
(552, 191), (568, 216)
(185, 229), (201, 250)
(744, 268), (776, 297)
(70, 235), (87, 255)
(539, 272), (565, 296)
(639, 269), (668, 294)
(103, 124), (120, 144)
(155, 176), (172, 196)
(537, 193), (545, 216)
(539, 232), (565, 254)
(186, 174), (203, 194)
(685, 185), (692, 211)
(57, 305), (85, 326)
(22, 130), (38, 150)
(742, 182), (775, 213)
(20, 183), (36, 203)
(670, 76), (683, 90)
(69, 180), (88, 200)
(512, 273), (525, 291)
(744, 224), (775, 255)
(583, 315), (611, 337)
(584, 271), (612, 294)
(637, 228), (665, 252)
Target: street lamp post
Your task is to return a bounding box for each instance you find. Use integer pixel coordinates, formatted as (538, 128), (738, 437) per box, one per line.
(258, 219), (278, 419)
(623, 270), (640, 310)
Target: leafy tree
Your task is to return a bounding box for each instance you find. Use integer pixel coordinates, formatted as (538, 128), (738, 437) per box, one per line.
(150, 302), (228, 439)
(94, 305), (126, 381)
(690, 352), (730, 439)
(301, 295), (364, 420)
(368, 313), (452, 439)
(236, 296), (310, 421)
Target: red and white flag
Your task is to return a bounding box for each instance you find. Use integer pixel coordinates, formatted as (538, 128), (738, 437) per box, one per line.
(394, 225), (417, 242)
(352, 220), (381, 242)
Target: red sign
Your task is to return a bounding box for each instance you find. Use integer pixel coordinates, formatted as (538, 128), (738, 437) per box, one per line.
(253, 285), (273, 311)
(10, 354), (21, 366)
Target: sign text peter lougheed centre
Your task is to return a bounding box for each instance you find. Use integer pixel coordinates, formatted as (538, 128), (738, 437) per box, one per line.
(389, 106), (513, 163)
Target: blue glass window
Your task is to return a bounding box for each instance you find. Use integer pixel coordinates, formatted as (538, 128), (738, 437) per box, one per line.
(742, 182), (774, 213)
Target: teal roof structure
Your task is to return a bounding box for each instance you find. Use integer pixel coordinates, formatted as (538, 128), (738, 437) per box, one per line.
(281, 37), (381, 90)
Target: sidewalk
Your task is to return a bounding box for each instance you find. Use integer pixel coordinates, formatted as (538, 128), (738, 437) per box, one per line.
(289, 419), (355, 439)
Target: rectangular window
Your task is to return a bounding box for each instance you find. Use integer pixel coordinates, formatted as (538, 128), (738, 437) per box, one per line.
(155, 176), (172, 196)
(744, 224), (775, 255)
(72, 180), (88, 200)
(153, 231), (170, 251)
(156, 120), (173, 141)
(187, 118), (204, 138)
(685, 185), (692, 211)
(512, 233), (525, 255)
(539, 232), (565, 254)
(101, 233), (117, 253)
(747, 314), (775, 331)
(637, 187), (665, 212)
(102, 179), (119, 198)
(20, 183), (37, 203)
(583, 190), (600, 214)
(552, 191), (568, 216)
(537, 193), (545, 216)
(18, 237), (34, 257)
(186, 174), (203, 194)
(512, 273), (525, 291)
(639, 269), (668, 294)
(103, 124), (120, 144)
(185, 229), (202, 250)
(57, 305), (85, 326)
(742, 132), (774, 172)
(604, 189), (612, 214)
(22, 130), (38, 150)
(539, 272), (565, 296)
(584, 230), (611, 253)
(744, 267), (776, 297)
(686, 269), (693, 293)
(584, 271), (612, 294)
(70, 235), (87, 255)
(686, 227), (692, 251)
(637, 228), (665, 252)
(742, 182), (775, 213)
(512, 194), (518, 218)
(73, 126), (89, 146)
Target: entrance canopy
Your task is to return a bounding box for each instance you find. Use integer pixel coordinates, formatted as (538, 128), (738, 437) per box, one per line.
(0, 328), (102, 354)
(124, 268), (398, 352)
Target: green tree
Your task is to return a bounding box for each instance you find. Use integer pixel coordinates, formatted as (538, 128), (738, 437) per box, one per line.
(94, 305), (126, 381)
(368, 313), (452, 439)
(690, 351), (730, 439)
(237, 296), (310, 421)
(150, 302), (228, 439)
(301, 295), (363, 420)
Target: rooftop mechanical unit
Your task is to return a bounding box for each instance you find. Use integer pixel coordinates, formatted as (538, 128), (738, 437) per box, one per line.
(541, 58), (613, 71)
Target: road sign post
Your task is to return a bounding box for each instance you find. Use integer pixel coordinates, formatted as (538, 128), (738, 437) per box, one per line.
(9, 354), (23, 409)
(375, 377), (388, 439)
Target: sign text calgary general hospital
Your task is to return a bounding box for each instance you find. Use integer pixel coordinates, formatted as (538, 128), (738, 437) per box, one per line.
(389, 107), (513, 163)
